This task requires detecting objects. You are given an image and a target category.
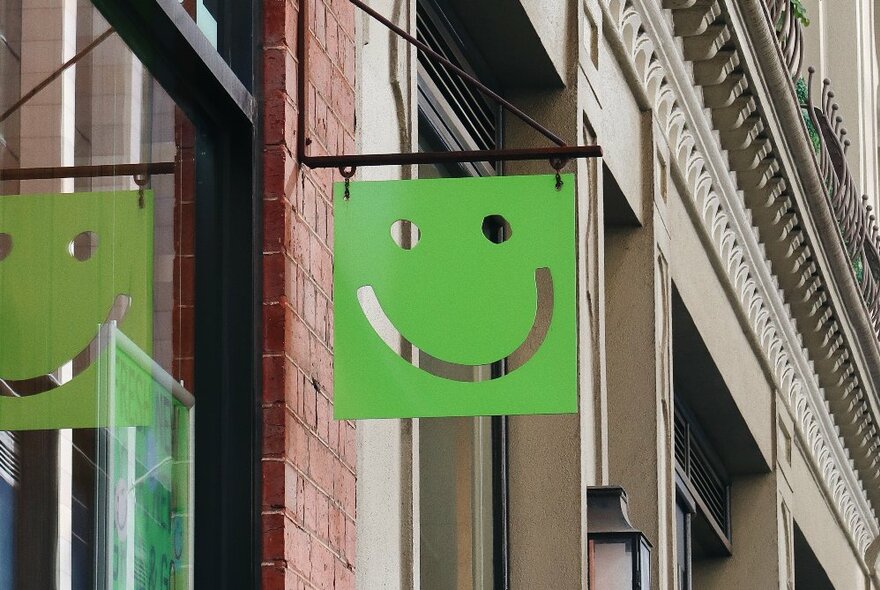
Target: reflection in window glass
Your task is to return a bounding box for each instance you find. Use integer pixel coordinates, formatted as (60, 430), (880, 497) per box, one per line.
(0, 3), (197, 588)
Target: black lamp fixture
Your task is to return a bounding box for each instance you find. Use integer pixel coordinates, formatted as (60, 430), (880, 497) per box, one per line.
(587, 486), (653, 590)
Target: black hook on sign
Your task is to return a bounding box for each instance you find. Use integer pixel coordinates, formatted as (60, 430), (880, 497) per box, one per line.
(549, 158), (567, 191)
(133, 173), (149, 208)
(340, 166), (357, 200)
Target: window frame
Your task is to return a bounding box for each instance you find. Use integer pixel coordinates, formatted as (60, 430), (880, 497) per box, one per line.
(86, 2), (261, 589)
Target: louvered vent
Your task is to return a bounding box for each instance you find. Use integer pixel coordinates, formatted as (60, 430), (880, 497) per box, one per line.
(674, 410), (730, 539)
(0, 431), (19, 487)
(416, 3), (496, 152)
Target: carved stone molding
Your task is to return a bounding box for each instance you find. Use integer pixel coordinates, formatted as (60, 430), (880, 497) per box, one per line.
(600, 0), (879, 556)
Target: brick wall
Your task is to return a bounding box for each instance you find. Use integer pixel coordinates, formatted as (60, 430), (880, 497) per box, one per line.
(261, 0), (357, 588)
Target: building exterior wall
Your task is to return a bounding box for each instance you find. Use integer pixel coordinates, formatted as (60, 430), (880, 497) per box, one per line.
(346, 0), (880, 588)
(3, 0), (880, 588)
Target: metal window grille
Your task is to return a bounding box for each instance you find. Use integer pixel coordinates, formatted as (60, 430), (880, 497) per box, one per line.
(416, 1), (497, 153)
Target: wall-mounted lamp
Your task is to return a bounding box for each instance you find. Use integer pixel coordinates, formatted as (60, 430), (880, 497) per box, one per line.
(587, 486), (652, 590)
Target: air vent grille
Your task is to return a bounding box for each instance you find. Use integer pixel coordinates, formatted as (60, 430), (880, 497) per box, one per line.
(0, 431), (19, 487)
(674, 410), (730, 538)
(416, 3), (496, 152)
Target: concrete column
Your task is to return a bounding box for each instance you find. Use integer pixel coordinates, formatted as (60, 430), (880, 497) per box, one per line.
(354, 0), (418, 588)
(604, 131), (676, 589)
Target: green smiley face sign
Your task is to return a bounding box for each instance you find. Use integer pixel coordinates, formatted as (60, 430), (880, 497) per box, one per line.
(334, 174), (577, 419)
(0, 191), (153, 430)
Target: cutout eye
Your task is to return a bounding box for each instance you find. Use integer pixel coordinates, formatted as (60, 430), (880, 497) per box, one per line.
(0, 233), (11, 261)
(391, 219), (420, 249)
(69, 231), (99, 261)
(482, 215), (511, 244)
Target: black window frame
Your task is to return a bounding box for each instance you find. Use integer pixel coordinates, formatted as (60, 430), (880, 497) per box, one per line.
(87, 1), (262, 589)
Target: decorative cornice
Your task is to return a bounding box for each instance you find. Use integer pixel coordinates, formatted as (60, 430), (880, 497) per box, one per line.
(600, 0), (879, 558)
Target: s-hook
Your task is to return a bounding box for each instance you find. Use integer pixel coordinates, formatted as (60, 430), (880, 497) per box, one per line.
(340, 166), (357, 200)
(550, 158), (568, 191)
(133, 173), (149, 208)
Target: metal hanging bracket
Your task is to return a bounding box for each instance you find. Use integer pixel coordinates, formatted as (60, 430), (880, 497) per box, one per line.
(297, 0), (602, 172)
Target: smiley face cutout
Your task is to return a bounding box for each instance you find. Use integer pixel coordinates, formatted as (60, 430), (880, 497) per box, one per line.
(333, 174), (577, 419)
(0, 191), (153, 430)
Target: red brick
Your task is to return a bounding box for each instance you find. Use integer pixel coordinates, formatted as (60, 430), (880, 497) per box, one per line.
(262, 459), (283, 509)
(308, 34), (332, 101)
(290, 523), (312, 577)
(302, 377), (318, 429)
(329, 504), (344, 553)
(326, 15), (338, 69)
(263, 302), (287, 354)
(263, 353), (286, 404)
(315, 491), (330, 541)
(335, 0), (355, 38)
(264, 251), (286, 303)
(327, 410), (339, 453)
(174, 255), (195, 307)
(334, 461), (355, 517)
(264, 146), (297, 201)
(310, 540), (335, 590)
(291, 215), (312, 268)
(172, 306), (195, 356)
(262, 511), (287, 561)
(309, 438), (334, 493)
(335, 561), (354, 589)
(344, 516), (356, 564)
(261, 563), (290, 590)
(303, 478), (318, 532)
(264, 197), (290, 253)
(263, 45), (298, 102)
(174, 200), (195, 256)
(289, 416), (311, 471)
(264, 0), (295, 47)
(290, 314), (310, 369)
(314, 1), (326, 48)
(262, 404), (287, 457)
(316, 393), (330, 443)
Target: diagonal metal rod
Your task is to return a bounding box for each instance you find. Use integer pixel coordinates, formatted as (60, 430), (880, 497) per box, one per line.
(0, 28), (114, 124)
(346, 0), (566, 147)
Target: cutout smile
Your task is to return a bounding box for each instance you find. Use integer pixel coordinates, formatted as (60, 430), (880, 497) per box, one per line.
(357, 268), (552, 382)
(0, 294), (132, 397)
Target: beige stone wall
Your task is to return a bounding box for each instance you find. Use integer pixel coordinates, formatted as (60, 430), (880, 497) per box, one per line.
(353, 0), (880, 588)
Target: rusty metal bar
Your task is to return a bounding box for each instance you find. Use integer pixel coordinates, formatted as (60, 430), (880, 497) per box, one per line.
(0, 28), (114, 124)
(304, 145), (602, 169)
(0, 162), (175, 181)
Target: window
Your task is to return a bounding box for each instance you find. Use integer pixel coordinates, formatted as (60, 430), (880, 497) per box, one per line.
(0, 1), (257, 588)
(416, 1), (508, 588)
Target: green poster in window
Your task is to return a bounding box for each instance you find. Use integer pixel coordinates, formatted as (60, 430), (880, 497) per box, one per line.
(104, 328), (192, 590)
(0, 190), (153, 430)
(334, 174), (577, 419)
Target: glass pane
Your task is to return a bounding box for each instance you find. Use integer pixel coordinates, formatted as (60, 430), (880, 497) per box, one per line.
(181, 0), (219, 49)
(0, 2), (199, 588)
(591, 540), (635, 590)
(419, 416), (495, 590)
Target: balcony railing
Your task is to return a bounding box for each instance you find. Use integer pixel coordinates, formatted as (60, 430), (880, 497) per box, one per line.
(798, 68), (880, 337)
(764, 0), (804, 79)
